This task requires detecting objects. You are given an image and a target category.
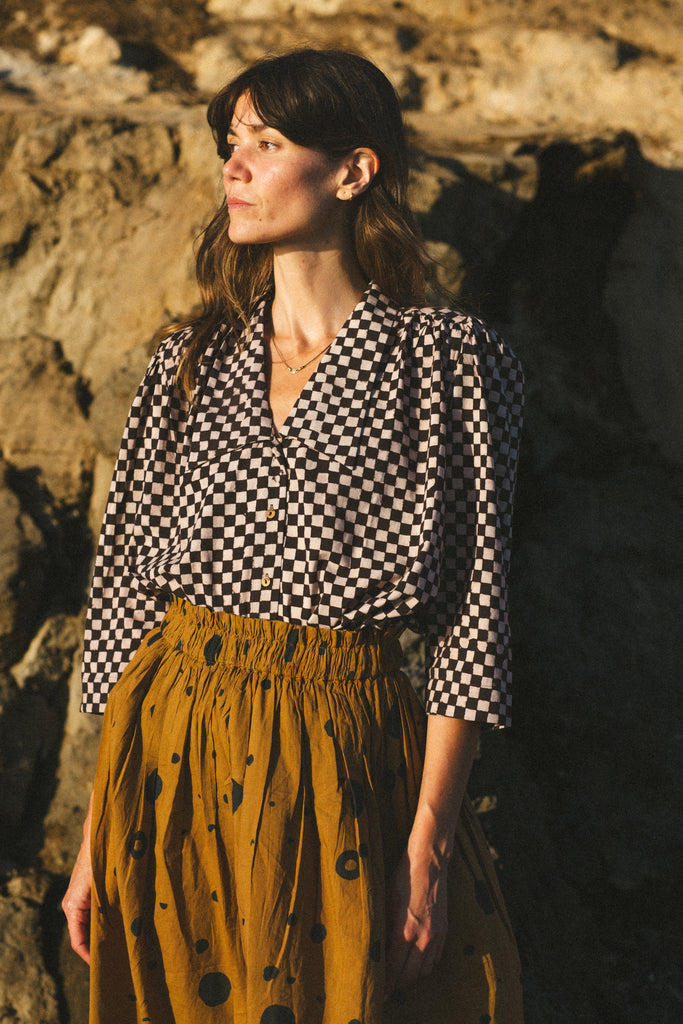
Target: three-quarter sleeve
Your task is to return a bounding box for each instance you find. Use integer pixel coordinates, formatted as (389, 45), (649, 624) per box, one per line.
(424, 318), (524, 726)
(80, 332), (190, 713)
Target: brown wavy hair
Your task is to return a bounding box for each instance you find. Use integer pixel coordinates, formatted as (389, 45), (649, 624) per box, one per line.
(177, 48), (428, 399)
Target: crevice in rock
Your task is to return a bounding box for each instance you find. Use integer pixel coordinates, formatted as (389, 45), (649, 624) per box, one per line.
(4, 462), (93, 625)
(2, 222), (37, 267)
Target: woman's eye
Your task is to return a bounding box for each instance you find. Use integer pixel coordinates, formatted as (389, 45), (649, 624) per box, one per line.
(259, 139), (278, 151)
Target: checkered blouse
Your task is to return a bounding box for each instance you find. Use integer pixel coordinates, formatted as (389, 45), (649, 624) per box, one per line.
(81, 282), (524, 724)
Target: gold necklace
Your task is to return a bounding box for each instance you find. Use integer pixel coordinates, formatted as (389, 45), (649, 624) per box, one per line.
(269, 335), (335, 374)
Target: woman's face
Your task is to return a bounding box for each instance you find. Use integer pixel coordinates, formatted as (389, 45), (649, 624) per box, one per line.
(222, 94), (348, 251)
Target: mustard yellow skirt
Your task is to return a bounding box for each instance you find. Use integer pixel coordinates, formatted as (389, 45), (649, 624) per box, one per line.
(89, 598), (523, 1023)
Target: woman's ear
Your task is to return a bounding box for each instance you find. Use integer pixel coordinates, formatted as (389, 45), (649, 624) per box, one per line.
(336, 148), (380, 201)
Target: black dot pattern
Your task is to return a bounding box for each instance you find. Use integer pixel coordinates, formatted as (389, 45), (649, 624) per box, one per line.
(260, 1007), (295, 1024)
(87, 596), (523, 1023)
(335, 851), (360, 881)
(145, 770), (162, 803)
(127, 831), (147, 860)
(198, 972), (231, 1006)
(204, 634), (222, 665)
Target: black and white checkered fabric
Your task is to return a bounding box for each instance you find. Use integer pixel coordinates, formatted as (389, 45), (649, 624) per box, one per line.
(81, 282), (524, 725)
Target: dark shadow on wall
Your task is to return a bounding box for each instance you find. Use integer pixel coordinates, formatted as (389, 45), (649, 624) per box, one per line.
(443, 136), (683, 1024)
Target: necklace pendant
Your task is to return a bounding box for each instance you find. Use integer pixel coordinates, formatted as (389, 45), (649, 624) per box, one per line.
(289, 366), (300, 374)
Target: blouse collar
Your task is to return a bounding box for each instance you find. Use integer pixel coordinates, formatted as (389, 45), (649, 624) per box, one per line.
(204, 281), (406, 466)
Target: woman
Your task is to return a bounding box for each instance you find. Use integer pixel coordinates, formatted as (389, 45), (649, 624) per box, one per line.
(63, 49), (525, 1024)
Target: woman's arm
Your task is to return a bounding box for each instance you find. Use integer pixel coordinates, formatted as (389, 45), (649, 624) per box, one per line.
(62, 789), (94, 965)
(386, 715), (481, 994)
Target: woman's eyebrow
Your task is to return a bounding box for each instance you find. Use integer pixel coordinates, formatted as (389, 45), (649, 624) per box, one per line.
(228, 119), (267, 135)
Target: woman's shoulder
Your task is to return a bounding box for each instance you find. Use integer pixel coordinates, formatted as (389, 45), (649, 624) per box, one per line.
(399, 301), (513, 365)
(144, 324), (194, 382)
(147, 319), (234, 385)
(394, 300), (524, 410)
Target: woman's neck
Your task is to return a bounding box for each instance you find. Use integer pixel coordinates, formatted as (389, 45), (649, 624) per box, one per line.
(270, 247), (368, 355)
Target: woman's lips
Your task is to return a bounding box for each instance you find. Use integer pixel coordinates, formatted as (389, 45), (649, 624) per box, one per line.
(227, 198), (252, 210)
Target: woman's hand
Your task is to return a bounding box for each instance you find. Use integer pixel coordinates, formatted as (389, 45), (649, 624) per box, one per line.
(385, 838), (449, 994)
(62, 792), (94, 965)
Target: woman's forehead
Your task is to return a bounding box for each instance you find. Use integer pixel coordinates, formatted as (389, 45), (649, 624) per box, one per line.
(229, 93), (263, 131)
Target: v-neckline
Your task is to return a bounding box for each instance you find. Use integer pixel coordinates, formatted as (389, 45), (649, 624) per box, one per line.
(261, 284), (373, 438)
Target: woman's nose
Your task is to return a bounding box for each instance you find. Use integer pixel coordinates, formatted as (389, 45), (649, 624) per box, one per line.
(223, 151), (249, 181)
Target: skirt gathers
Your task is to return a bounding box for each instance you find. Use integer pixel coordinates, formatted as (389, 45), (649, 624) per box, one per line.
(89, 598), (523, 1024)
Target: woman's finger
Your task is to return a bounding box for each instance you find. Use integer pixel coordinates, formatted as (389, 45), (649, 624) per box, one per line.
(62, 848), (93, 965)
(63, 899), (91, 965)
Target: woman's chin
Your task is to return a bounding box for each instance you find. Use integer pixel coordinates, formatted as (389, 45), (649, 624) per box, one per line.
(227, 225), (270, 246)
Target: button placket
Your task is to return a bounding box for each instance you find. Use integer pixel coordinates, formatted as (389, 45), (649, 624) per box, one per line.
(260, 447), (288, 597)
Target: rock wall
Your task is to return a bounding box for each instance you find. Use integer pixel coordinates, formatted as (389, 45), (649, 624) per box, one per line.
(0, 2), (681, 1022)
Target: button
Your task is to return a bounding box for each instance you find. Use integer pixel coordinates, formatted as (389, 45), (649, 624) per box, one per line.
(266, 507), (276, 519)
(261, 576), (272, 587)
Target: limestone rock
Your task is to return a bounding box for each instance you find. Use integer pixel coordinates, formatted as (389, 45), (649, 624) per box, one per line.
(88, 343), (154, 459)
(0, 334), (93, 656)
(0, 112), (216, 385)
(0, 616), (80, 866)
(0, 45), (151, 104)
(41, 653), (102, 878)
(0, 871), (59, 1024)
(182, 36), (245, 95)
(0, 334), (93, 508)
(0, 459), (47, 671)
(58, 25), (121, 71)
(0, 474), (25, 671)
(207, 0), (346, 18)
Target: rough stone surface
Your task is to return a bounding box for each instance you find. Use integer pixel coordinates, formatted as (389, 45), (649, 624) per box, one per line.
(0, 616), (80, 870)
(0, 334), (93, 507)
(0, 1), (681, 1023)
(0, 871), (59, 1024)
(41, 653), (101, 879)
(0, 458), (49, 671)
(0, 467), (28, 672)
(605, 158), (683, 464)
(58, 24), (121, 71)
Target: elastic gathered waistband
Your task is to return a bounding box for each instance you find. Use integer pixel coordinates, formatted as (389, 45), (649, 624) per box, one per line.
(148, 597), (405, 682)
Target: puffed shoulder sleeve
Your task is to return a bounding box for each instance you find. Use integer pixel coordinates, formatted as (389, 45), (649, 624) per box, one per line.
(80, 331), (191, 713)
(423, 314), (524, 726)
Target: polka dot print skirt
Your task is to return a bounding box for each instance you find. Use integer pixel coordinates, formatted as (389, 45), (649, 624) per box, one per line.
(88, 598), (523, 1023)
